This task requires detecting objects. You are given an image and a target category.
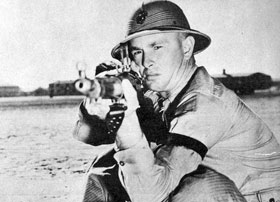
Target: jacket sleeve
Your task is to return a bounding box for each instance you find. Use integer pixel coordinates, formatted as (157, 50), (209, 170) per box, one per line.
(113, 135), (202, 202)
(73, 102), (115, 145)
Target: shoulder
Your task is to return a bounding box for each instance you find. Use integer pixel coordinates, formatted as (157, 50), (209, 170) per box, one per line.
(175, 91), (224, 118)
(175, 66), (239, 116)
(189, 66), (226, 97)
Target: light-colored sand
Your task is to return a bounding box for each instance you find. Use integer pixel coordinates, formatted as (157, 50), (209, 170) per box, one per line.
(0, 177), (85, 202)
(0, 95), (279, 202)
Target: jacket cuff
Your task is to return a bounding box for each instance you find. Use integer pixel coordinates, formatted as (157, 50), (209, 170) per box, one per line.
(114, 136), (154, 174)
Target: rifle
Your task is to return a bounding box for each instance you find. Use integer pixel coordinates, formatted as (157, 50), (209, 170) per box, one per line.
(74, 44), (133, 98)
(74, 61), (125, 100)
(74, 46), (143, 110)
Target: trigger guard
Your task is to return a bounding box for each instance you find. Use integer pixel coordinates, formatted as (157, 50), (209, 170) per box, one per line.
(109, 103), (127, 112)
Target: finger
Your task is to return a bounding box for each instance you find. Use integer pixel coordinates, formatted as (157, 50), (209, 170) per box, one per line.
(121, 79), (139, 111)
(96, 69), (119, 78)
(83, 97), (91, 108)
(84, 97), (111, 118)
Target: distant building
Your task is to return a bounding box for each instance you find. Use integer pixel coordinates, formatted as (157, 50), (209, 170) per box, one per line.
(31, 87), (49, 96)
(49, 80), (81, 97)
(0, 85), (21, 97)
(213, 70), (272, 95)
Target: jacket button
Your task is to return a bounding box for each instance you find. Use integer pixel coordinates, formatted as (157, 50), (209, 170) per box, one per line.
(119, 161), (125, 166)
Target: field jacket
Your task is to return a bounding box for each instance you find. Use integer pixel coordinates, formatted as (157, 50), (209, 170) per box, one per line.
(75, 66), (280, 201)
(113, 66), (280, 201)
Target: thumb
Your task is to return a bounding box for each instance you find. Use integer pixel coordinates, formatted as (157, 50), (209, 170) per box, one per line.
(121, 79), (139, 112)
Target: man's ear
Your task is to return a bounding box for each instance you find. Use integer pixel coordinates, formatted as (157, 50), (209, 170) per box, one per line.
(182, 35), (195, 59)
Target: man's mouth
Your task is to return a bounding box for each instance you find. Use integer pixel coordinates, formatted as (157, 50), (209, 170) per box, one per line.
(144, 73), (159, 80)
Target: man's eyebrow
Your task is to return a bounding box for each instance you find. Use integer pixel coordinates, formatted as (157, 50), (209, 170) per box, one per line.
(130, 46), (141, 51)
(130, 40), (167, 50)
(150, 39), (166, 47)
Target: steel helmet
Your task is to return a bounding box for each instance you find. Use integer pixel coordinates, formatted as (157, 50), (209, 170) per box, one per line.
(111, 0), (211, 60)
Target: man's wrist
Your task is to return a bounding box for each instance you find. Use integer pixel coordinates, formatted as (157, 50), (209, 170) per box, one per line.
(115, 133), (144, 150)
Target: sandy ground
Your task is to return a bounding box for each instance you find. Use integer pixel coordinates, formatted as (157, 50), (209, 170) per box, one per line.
(0, 95), (279, 202)
(0, 96), (114, 202)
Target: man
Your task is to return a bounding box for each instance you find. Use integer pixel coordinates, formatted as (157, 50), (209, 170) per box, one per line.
(74, 1), (280, 201)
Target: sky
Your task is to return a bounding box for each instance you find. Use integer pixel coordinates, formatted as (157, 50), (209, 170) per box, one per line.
(0, 0), (280, 91)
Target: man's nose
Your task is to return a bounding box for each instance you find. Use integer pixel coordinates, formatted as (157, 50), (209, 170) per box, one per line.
(142, 51), (154, 69)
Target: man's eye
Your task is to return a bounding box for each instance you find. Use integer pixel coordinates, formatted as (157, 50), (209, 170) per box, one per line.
(132, 50), (142, 57)
(153, 45), (162, 50)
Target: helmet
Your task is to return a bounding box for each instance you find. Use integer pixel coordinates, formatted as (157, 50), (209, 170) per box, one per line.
(111, 0), (211, 60)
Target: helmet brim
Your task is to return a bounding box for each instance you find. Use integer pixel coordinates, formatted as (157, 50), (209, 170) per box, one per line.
(111, 29), (211, 60)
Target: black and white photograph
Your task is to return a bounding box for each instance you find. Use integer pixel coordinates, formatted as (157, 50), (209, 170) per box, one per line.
(0, 0), (280, 201)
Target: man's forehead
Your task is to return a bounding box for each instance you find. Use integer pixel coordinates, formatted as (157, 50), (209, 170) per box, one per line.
(129, 32), (180, 48)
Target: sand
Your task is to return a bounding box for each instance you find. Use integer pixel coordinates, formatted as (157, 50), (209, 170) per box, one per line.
(0, 95), (279, 202)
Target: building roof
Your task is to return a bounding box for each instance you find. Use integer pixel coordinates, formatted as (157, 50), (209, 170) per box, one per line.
(0, 83), (20, 88)
(212, 72), (269, 78)
(50, 80), (75, 85)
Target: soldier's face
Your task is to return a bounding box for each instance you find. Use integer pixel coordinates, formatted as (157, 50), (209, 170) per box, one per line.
(130, 32), (186, 92)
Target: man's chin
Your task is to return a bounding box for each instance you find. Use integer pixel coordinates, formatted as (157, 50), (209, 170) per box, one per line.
(144, 81), (162, 92)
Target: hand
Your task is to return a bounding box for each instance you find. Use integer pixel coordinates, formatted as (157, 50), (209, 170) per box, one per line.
(74, 98), (115, 145)
(115, 79), (143, 150)
(84, 97), (112, 120)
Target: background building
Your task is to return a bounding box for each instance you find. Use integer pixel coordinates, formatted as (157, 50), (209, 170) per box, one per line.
(214, 70), (272, 95)
(0, 84), (21, 97)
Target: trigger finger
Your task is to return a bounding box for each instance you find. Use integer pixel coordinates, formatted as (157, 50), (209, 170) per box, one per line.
(121, 79), (139, 110)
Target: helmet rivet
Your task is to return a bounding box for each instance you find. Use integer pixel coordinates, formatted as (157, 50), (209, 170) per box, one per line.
(136, 10), (147, 24)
